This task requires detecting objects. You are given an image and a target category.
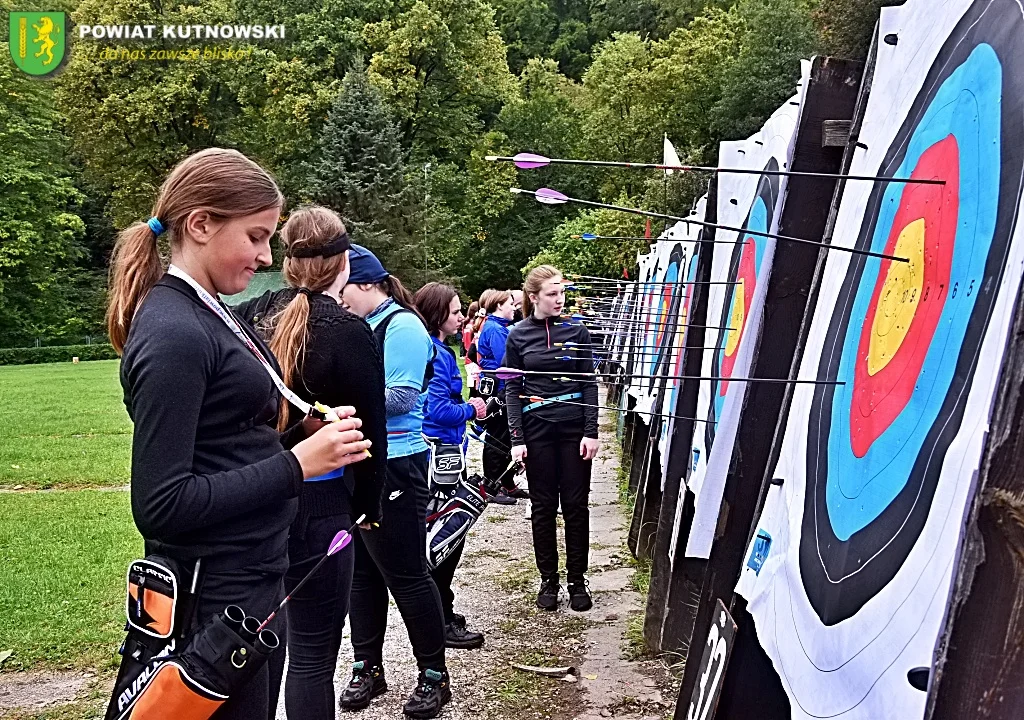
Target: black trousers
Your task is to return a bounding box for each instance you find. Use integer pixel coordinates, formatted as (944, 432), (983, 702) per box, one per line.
(482, 405), (514, 489)
(282, 511), (354, 720)
(523, 419), (592, 582)
(429, 537), (465, 625)
(350, 451), (447, 670)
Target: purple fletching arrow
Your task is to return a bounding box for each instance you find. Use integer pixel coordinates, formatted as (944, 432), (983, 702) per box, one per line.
(328, 530), (352, 556)
(513, 152), (550, 169)
(495, 368), (523, 380)
(535, 187), (569, 205)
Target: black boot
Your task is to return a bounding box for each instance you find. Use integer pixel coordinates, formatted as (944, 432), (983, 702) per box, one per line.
(339, 661), (388, 711)
(536, 576), (560, 611)
(445, 614), (484, 649)
(567, 579), (592, 611)
(403, 668), (452, 719)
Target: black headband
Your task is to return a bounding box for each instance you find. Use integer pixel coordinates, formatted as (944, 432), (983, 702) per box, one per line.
(285, 232), (351, 259)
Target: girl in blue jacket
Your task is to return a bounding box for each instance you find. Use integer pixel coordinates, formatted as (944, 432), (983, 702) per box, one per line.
(475, 289), (523, 500)
(415, 282), (487, 649)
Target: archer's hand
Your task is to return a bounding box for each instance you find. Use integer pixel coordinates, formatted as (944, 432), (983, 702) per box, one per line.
(468, 396), (487, 420)
(511, 444), (528, 464)
(292, 417), (371, 478)
(580, 437), (600, 461)
(301, 405), (357, 437)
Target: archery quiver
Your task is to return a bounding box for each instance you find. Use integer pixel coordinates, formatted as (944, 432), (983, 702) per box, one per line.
(106, 557), (280, 720)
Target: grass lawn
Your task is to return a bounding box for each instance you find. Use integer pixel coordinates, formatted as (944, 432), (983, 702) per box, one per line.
(0, 361), (131, 488)
(0, 490), (141, 672)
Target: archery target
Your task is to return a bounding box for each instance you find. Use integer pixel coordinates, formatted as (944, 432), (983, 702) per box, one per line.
(685, 68), (808, 558)
(657, 205), (708, 478)
(647, 242), (686, 394)
(706, 161), (781, 449)
(736, 1), (1024, 717)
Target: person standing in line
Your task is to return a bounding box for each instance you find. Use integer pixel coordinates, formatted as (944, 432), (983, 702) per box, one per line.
(510, 289), (524, 323)
(414, 282), (488, 650)
(338, 245), (451, 719)
(107, 149), (372, 720)
(460, 300), (479, 357)
(233, 206), (387, 720)
(503, 265), (600, 612)
(475, 289), (525, 503)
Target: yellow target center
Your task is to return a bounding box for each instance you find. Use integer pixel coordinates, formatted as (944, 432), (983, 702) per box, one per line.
(867, 218), (925, 376)
(725, 280), (745, 356)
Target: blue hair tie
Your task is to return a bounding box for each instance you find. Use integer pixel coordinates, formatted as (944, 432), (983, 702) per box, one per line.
(147, 217), (165, 236)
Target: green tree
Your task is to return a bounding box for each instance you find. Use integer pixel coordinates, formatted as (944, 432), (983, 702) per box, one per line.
(304, 69), (438, 285)
(647, 7), (743, 162)
(55, 0), (249, 227)
(711, 0), (818, 140)
(812, 0), (894, 60)
(0, 54), (87, 345)
(579, 33), (664, 200)
(490, 0), (557, 75)
(363, 0), (515, 160)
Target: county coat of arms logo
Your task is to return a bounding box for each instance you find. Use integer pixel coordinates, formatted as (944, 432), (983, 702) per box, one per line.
(9, 12), (66, 76)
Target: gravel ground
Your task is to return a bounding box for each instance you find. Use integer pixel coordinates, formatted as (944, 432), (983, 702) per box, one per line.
(274, 437), (590, 720)
(1, 395), (674, 720)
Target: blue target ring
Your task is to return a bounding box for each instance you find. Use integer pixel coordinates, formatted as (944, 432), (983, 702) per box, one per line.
(800, 0), (1024, 625)
(706, 160), (780, 450)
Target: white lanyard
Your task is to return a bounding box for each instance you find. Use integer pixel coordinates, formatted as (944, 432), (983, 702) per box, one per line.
(167, 265), (331, 420)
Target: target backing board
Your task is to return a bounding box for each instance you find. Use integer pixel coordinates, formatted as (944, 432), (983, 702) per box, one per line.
(735, 1), (1024, 718)
(683, 63), (809, 559)
(657, 202), (707, 480)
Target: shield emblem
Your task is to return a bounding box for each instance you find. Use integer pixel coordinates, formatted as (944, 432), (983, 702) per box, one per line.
(8, 12), (66, 76)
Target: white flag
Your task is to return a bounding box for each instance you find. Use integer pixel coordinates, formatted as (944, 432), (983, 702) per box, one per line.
(663, 134), (681, 175)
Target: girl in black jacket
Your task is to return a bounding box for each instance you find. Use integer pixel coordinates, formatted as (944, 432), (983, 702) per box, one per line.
(504, 265), (601, 613)
(108, 149), (372, 720)
(234, 206), (388, 720)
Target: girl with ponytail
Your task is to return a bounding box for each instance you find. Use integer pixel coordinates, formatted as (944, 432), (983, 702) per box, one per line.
(233, 206), (387, 720)
(109, 149), (372, 720)
(338, 246), (453, 719)
(504, 265), (601, 613)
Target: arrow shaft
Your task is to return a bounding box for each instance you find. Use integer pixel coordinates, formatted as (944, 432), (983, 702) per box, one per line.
(579, 234), (748, 246)
(517, 190), (908, 263)
(492, 155), (944, 185)
(519, 395), (715, 424)
(488, 368), (843, 385)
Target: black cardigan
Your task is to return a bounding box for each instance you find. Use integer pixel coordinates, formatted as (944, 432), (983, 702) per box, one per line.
(504, 315), (600, 445)
(120, 276), (306, 572)
(234, 289), (387, 524)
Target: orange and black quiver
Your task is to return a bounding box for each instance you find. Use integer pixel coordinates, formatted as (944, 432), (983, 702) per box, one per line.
(105, 556), (280, 720)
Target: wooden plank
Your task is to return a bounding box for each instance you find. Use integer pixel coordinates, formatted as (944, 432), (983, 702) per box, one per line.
(673, 55), (864, 718)
(643, 176), (719, 653)
(925, 281), (1024, 718)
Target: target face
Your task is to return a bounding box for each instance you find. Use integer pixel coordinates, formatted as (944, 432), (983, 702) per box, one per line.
(705, 160), (781, 449)
(800, 1), (1024, 625)
(647, 244), (686, 392)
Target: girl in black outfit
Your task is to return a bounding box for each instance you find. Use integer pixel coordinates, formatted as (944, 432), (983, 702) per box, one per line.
(108, 149), (372, 720)
(233, 206), (388, 720)
(339, 246), (451, 719)
(504, 265), (601, 613)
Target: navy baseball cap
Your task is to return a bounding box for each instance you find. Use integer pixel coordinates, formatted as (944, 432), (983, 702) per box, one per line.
(347, 244), (389, 284)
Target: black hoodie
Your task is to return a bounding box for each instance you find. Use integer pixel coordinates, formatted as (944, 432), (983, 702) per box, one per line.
(503, 315), (600, 446)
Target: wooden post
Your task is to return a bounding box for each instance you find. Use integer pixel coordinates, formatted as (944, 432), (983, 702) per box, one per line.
(925, 278), (1024, 719)
(673, 55), (864, 718)
(643, 176), (718, 654)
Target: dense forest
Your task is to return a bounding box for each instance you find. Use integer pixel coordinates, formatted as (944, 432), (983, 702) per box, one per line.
(0, 0), (891, 347)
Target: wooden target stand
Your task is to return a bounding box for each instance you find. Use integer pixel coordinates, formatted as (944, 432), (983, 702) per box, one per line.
(655, 54), (867, 719)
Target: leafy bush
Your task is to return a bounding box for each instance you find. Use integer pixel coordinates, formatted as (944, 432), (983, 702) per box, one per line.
(0, 344), (118, 366)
